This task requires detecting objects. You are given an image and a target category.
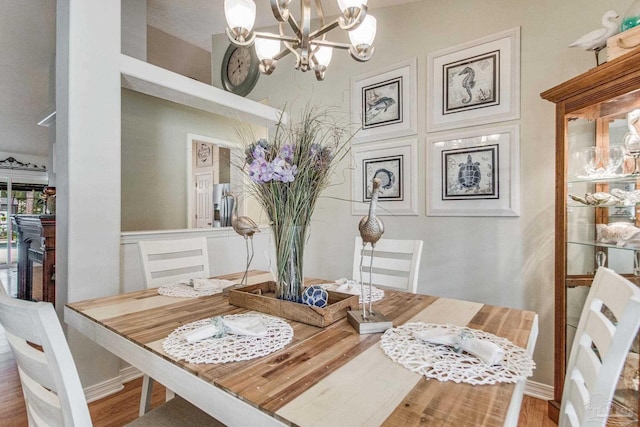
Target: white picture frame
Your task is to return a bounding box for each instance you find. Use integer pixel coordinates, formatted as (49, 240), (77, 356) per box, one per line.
(427, 27), (520, 132)
(427, 124), (520, 217)
(351, 58), (417, 143)
(352, 138), (418, 216)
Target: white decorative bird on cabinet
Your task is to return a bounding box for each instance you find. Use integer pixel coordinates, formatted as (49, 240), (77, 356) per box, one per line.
(358, 178), (384, 319)
(569, 10), (619, 66)
(224, 192), (260, 287)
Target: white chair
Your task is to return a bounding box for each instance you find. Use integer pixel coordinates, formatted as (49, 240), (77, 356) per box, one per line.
(138, 237), (210, 289)
(137, 237), (210, 415)
(352, 237), (424, 294)
(0, 295), (222, 426)
(559, 267), (640, 427)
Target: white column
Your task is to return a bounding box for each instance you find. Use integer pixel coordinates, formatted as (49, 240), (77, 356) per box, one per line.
(56, 0), (122, 388)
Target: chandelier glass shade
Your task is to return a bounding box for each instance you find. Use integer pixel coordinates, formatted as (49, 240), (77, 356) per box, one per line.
(223, 0), (376, 80)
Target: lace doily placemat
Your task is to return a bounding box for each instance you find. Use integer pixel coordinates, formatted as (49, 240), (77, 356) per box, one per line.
(380, 322), (535, 385)
(318, 281), (384, 304)
(157, 279), (234, 298)
(162, 313), (293, 364)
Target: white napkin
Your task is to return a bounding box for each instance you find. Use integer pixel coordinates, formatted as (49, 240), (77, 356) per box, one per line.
(333, 278), (379, 295)
(180, 278), (232, 291)
(184, 316), (267, 343)
(413, 328), (505, 365)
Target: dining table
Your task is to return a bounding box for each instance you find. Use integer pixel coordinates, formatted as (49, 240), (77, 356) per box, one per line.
(64, 270), (538, 427)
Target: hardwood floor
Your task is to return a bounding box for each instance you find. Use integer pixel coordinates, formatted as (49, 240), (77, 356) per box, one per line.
(0, 348), (555, 427)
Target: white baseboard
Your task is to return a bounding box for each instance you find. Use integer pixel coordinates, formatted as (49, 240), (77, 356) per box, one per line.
(524, 380), (554, 401)
(84, 366), (143, 403)
(84, 376), (125, 403)
(119, 365), (143, 383)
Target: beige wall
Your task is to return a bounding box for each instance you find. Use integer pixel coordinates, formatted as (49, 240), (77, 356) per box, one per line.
(148, 25), (211, 84)
(212, 0), (630, 387)
(121, 89), (249, 231)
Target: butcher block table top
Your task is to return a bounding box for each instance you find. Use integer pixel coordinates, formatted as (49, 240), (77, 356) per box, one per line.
(64, 271), (538, 427)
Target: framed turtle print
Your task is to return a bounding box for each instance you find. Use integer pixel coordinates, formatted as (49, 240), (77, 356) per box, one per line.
(427, 27), (520, 132)
(351, 58), (417, 143)
(352, 138), (418, 215)
(427, 124), (520, 216)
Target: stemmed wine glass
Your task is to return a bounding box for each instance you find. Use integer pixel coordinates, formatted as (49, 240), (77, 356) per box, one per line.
(579, 146), (601, 177)
(604, 146), (624, 176)
(623, 132), (640, 174)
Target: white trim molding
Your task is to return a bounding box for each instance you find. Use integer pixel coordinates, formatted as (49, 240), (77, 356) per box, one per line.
(524, 380), (554, 401)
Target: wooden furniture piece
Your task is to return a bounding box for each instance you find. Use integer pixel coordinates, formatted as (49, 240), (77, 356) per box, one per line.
(137, 237), (210, 415)
(138, 237), (210, 288)
(560, 267), (640, 427)
(541, 49), (640, 423)
(12, 215), (55, 304)
(65, 270), (538, 427)
(352, 237), (424, 293)
(0, 295), (223, 427)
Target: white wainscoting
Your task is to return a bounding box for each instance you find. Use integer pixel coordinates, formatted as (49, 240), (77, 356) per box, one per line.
(120, 226), (273, 293)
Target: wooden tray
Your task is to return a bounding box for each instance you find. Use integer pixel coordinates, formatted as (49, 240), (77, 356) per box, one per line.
(228, 281), (359, 328)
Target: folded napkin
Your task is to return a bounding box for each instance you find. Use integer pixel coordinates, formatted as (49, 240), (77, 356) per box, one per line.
(334, 278), (379, 295)
(180, 278), (232, 292)
(184, 316), (267, 343)
(413, 328), (505, 365)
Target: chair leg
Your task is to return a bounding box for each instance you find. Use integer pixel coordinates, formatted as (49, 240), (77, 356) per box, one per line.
(139, 375), (154, 417)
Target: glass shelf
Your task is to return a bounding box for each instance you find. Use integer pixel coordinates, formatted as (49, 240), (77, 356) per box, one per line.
(567, 202), (639, 208)
(568, 173), (640, 185)
(567, 240), (640, 251)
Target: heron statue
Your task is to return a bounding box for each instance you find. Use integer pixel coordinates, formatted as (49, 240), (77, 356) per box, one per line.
(224, 192), (260, 287)
(358, 178), (384, 319)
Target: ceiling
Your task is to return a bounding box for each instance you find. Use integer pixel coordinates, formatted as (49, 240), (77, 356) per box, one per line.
(147, 0), (419, 51)
(1, 0), (56, 158)
(3, 0), (416, 159)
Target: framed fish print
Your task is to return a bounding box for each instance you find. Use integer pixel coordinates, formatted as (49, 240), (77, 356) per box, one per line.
(351, 58), (417, 143)
(427, 124), (520, 216)
(427, 27), (520, 132)
(352, 138), (418, 215)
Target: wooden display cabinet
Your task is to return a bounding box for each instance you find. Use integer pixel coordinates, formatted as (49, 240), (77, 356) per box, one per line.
(541, 50), (640, 424)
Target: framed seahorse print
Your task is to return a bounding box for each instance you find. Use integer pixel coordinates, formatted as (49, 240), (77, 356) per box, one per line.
(351, 58), (417, 143)
(427, 28), (520, 132)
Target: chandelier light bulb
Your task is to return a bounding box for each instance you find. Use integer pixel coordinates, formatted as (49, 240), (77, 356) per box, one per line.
(224, 0), (256, 34)
(313, 45), (333, 67)
(255, 38), (281, 61)
(337, 0), (367, 13)
(348, 14), (376, 48)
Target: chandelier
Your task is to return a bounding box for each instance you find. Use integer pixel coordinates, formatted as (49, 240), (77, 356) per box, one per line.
(223, 0), (377, 80)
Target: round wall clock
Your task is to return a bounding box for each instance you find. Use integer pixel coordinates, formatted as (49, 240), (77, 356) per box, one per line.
(221, 45), (260, 96)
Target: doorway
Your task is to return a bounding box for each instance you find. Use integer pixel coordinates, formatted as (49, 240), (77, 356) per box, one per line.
(0, 179), (47, 268)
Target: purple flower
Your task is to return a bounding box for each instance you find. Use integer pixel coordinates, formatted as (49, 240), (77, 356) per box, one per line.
(248, 157), (274, 183)
(279, 144), (295, 163)
(272, 157), (298, 182)
(246, 139), (270, 163)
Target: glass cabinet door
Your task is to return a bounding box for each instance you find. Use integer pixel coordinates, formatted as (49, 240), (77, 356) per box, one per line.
(565, 89), (640, 425)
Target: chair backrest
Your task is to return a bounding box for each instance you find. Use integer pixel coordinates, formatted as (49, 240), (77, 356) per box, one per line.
(559, 267), (640, 427)
(352, 237), (424, 293)
(138, 237), (210, 289)
(0, 296), (92, 426)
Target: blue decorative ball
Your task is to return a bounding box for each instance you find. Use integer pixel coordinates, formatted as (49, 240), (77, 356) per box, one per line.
(302, 285), (329, 308)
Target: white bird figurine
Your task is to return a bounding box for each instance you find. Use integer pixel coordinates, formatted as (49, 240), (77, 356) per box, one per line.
(569, 10), (619, 66)
(358, 178), (384, 319)
(224, 192), (260, 287)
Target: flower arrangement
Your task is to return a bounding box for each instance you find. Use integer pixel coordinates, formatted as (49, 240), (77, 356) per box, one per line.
(242, 106), (352, 302)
